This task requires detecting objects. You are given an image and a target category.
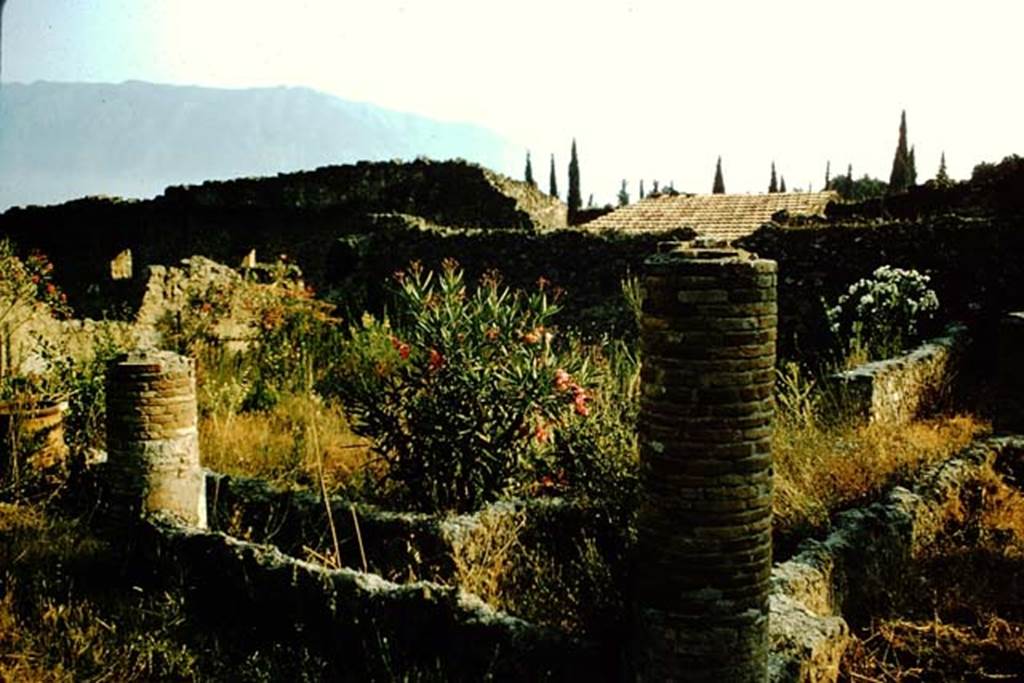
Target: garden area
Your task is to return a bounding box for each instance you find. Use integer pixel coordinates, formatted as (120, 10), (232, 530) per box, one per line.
(0, 234), (1020, 681)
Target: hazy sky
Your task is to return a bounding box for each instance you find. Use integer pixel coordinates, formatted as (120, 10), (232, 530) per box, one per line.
(4, 0), (1023, 203)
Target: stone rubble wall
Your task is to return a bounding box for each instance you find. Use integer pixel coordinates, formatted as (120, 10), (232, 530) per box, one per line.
(736, 216), (1024, 361)
(767, 436), (1024, 682)
(156, 439), (1024, 682)
(205, 471), (619, 588)
(142, 512), (600, 680)
(827, 324), (967, 425)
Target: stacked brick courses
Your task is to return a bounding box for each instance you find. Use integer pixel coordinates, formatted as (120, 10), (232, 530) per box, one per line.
(635, 244), (776, 682)
(105, 350), (206, 528)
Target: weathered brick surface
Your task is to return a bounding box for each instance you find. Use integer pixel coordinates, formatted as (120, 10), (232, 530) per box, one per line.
(635, 244), (776, 682)
(104, 350), (206, 528)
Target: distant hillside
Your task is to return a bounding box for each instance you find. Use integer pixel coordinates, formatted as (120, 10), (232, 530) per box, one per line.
(0, 80), (519, 210)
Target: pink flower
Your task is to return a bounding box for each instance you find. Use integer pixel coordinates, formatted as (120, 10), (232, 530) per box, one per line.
(554, 369), (571, 392)
(534, 422), (551, 444)
(522, 327), (544, 345)
(573, 387), (590, 417)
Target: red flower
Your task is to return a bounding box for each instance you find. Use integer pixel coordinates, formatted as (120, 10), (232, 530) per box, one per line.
(389, 336), (411, 359)
(485, 327), (500, 341)
(45, 283), (56, 295)
(428, 348), (445, 370)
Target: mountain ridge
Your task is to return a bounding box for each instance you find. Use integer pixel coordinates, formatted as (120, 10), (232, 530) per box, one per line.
(0, 80), (519, 209)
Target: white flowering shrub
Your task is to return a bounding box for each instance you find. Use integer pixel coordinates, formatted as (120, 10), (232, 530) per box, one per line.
(826, 265), (939, 361)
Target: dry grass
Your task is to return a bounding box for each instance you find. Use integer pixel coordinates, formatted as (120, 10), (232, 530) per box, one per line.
(0, 502), (369, 680)
(450, 506), (623, 636)
(773, 414), (989, 544)
(199, 393), (373, 491)
(840, 464), (1024, 680)
(0, 503), (198, 682)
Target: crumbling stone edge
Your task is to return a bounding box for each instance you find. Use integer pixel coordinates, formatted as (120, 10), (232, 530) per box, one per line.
(140, 509), (602, 680)
(828, 323), (968, 425)
(767, 435), (1024, 682)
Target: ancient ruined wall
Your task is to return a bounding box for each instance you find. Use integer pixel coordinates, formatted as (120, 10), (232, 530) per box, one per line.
(164, 159), (565, 230)
(737, 214), (1024, 359)
(0, 160), (563, 317)
(104, 351), (205, 528)
(829, 325), (966, 424)
(330, 215), (696, 337)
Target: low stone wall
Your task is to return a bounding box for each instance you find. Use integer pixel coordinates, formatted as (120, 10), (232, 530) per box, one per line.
(767, 436), (1024, 682)
(205, 471), (623, 589)
(142, 514), (598, 680)
(205, 471), (456, 582)
(134, 436), (1024, 682)
(827, 324), (966, 424)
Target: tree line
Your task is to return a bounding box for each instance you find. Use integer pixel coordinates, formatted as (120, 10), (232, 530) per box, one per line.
(524, 112), (953, 210)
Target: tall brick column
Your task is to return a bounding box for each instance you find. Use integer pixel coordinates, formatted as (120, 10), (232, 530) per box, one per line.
(105, 350), (206, 528)
(635, 244), (776, 681)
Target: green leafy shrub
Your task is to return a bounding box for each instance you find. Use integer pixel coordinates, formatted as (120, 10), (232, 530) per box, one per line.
(156, 259), (338, 414)
(826, 265), (939, 361)
(328, 261), (596, 512)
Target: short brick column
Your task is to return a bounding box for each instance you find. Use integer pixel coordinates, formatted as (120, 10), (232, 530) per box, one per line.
(105, 350), (206, 528)
(635, 244), (777, 681)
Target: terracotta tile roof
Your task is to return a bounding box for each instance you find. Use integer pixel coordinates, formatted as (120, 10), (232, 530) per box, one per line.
(584, 191), (838, 241)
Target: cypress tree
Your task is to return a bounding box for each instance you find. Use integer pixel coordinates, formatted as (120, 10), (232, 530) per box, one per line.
(653, 180), (660, 194)
(712, 156), (725, 194)
(908, 145), (917, 187)
(825, 161), (831, 190)
(769, 162), (778, 193)
(639, 179), (645, 199)
(524, 152), (535, 187)
(888, 110), (911, 193)
(935, 152), (951, 187)
(779, 175), (787, 193)
(549, 154), (558, 199)
(617, 180), (629, 206)
(567, 139), (581, 221)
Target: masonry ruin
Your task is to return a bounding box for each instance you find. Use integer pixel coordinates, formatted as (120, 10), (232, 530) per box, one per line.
(635, 242), (777, 681)
(104, 350), (206, 529)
